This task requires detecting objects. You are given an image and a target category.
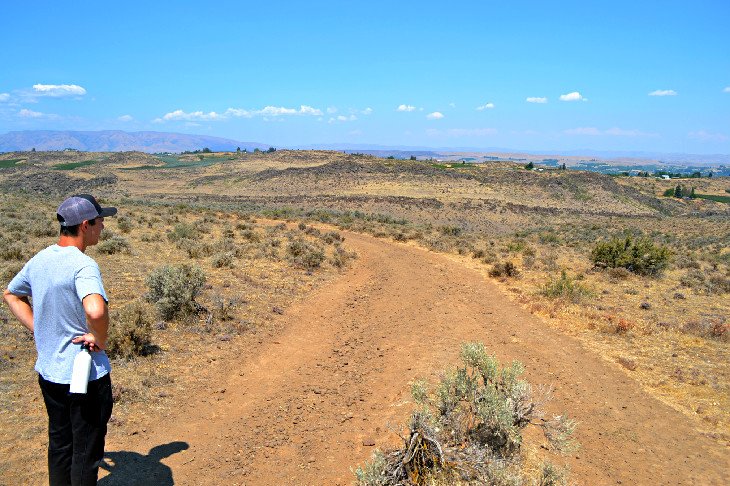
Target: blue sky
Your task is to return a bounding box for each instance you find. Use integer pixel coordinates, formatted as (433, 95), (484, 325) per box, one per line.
(1, 0), (729, 154)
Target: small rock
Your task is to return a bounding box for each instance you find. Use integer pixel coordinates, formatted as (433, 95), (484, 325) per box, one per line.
(272, 306), (284, 315)
(617, 357), (638, 371)
(673, 292), (686, 300)
(640, 302), (651, 310)
(154, 321), (167, 330)
(362, 438), (376, 447)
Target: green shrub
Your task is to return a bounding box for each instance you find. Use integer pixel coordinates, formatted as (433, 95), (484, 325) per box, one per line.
(1, 262), (23, 284)
(240, 229), (261, 242)
(211, 251), (234, 268)
(354, 342), (576, 485)
(489, 261), (519, 278)
(591, 236), (671, 276)
(31, 223), (57, 238)
(330, 246), (357, 268)
(96, 235), (131, 255)
(541, 271), (592, 302)
(0, 241), (23, 261)
(146, 264), (206, 320)
(322, 231), (344, 245)
(140, 233), (162, 242)
(107, 300), (154, 359)
(287, 239), (325, 270)
(167, 222), (196, 242)
(439, 225), (462, 237)
(116, 216), (133, 233)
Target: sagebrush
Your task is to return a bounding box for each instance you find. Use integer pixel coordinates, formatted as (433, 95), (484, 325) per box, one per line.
(354, 342), (576, 485)
(146, 263), (206, 320)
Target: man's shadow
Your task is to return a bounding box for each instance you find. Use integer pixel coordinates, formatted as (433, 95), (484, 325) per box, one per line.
(98, 441), (189, 485)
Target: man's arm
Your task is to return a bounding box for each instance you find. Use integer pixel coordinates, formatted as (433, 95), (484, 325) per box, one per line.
(73, 293), (109, 351)
(2, 289), (34, 333)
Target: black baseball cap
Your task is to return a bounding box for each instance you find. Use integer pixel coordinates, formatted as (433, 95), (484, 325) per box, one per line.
(57, 194), (117, 227)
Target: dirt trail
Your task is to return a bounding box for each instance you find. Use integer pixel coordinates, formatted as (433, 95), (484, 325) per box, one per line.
(101, 231), (729, 485)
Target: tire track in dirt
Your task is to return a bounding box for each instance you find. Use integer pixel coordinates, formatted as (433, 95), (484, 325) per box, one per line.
(103, 231), (729, 485)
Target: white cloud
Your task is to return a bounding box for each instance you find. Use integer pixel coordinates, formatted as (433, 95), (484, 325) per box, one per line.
(526, 97), (548, 103)
(327, 106), (338, 114)
(723, 87), (730, 93)
(688, 130), (729, 142)
(159, 105), (323, 122)
(162, 109), (225, 121)
(559, 91), (585, 101)
(32, 84), (86, 97)
(255, 105), (323, 116)
(19, 108), (44, 118)
(118, 115), (133, 122)
(605, 127), (641, 136)
(476, 103), (495, 110)
(449, 102), (456, 108)
(426, 111), (444, 120)
(0, 93), (9, 102)
(17, 108), (58, 119)
(397, 104), (416, 112)
(328, 114), (357, 124)
(224, 108), (252, 117)
(648, 89), (677, 96)
(361, 107), (373, 115)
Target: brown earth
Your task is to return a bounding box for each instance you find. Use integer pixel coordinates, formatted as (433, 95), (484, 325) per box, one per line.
(98, 230), (728, 486)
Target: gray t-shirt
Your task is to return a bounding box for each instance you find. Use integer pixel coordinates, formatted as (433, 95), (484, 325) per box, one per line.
(8, 244), (111, 383)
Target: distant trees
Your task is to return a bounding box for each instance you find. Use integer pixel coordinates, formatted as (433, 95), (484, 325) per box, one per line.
(182, 147), (213, 154)
(267, 147), (276, 153)
(591, 236), (671, 276)
(410, 155), (417, 161)
(525, 161), (534, 170)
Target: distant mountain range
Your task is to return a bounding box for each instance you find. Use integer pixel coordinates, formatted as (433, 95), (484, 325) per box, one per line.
(0, 130), (269, 153)
(1, 130), (728, 166)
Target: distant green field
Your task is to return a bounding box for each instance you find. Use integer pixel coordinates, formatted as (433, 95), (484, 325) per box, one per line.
(53, 160), (97, 170)
(0, 159), (24, 169)
(121, 155), (235, 171)
(695, 193), (730, 204)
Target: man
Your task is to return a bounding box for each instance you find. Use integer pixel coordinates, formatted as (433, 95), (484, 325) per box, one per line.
(3, 194), (117, 485)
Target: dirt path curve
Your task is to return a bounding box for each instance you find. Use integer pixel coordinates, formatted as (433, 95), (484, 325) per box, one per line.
(102, 231), (729, 485)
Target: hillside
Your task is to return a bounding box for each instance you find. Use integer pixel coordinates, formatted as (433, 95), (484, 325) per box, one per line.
(0, 150), (728, 484)
(0, 130), (269, 153)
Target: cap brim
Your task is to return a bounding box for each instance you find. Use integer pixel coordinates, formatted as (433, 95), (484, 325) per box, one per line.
(99, 207), (117, 217)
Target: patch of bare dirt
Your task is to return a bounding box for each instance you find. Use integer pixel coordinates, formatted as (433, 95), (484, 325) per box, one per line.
(99, 231), (728, 485)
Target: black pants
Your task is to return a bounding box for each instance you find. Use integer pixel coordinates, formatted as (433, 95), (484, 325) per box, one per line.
(39, 373), (114, 486)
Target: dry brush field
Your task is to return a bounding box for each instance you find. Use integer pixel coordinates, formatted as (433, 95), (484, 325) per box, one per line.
(0, 150), (728, 484)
